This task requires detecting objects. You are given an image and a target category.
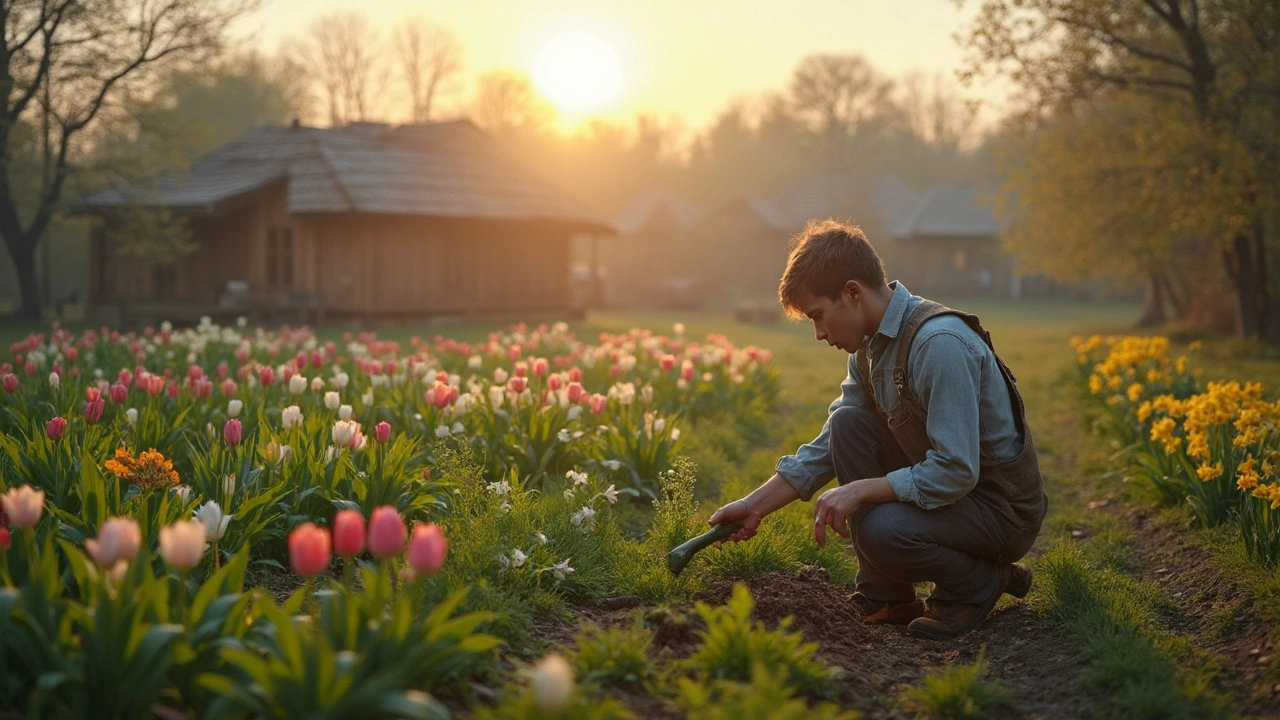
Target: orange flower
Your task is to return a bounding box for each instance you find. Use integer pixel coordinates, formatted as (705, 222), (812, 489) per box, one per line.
(104, 447), (180, 492)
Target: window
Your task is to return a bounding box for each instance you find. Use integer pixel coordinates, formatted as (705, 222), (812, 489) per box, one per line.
(267, 227), (294, 288)
(951, 249), (969, 271)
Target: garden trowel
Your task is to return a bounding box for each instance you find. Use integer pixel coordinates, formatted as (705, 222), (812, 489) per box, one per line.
(665, 521), (744, 577)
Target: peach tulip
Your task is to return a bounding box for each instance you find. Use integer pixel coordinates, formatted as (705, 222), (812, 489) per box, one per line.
(86, 517), (142, 567)
(406, 524), (448, 575)
(2, 486), (44, 528)
(159, 520), (206, 571)
(288, 522), (331, 577)
(367, 506), (405, 559)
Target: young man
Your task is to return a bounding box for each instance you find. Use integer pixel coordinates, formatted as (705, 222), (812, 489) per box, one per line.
(708, 220), (1047, 639)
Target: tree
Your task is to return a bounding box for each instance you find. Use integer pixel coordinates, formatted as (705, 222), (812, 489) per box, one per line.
(469, 70), (554, 135)
(959, 0), (1280, 338)
(394, 16), (463, 124)
(0, 0), (252, 320)
(291, 12), (388, 126)
(788, 54), (896, 166)
(901, 72), (972, 154)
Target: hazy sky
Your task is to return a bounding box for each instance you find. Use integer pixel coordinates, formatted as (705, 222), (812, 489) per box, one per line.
(232, 0), (1009, 132)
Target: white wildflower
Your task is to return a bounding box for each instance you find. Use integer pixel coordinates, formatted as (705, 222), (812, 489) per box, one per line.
(550, 559), (575, 582)
(602, 484), (618, 504)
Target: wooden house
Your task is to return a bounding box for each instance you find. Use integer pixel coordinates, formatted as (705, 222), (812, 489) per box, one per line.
(72, 120), (614, 324)
(892, 186), (1017, 298)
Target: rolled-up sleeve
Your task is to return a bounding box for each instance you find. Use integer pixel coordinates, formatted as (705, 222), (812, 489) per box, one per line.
(885, 331), (982, 509)
(776, 354), (871, 501)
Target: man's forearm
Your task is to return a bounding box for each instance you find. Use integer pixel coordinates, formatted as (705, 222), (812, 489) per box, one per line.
(744, 472), (802, 517)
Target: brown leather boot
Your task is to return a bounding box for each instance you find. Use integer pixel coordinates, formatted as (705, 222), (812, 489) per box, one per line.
(907, 564), (1012, 640)
(848, 592), (925, 625)
(1006, 563), (1032, 599)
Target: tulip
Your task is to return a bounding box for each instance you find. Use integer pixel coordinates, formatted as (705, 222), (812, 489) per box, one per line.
(338, 404), (353, 421)
(259, 366), (275, 386)
(332, 419), (356, 448)
(281, 405), (304, 429)
(194, 501), (232, 541)
(85, 387), (101, 403)
(324, 391), (340, 410)
(126, 408), (138, 426)
(84, 398), (104, 425)
(109, 382), (127, 403)
(289, 373), (307, 395)
(48, 371), (60, 390)
(2, 486), (43, 529)
(375, 421), (391, 444)
(228, 399), (243, 418)
(310, 377), (324, 392)
(159, 520), (206, 571)
(367, 506), (405, 558)
(529, 654), (575, 713)
(510, 376), (527, 394)
(2, 374), (16, 393)
(333, 510), (366, 557)
(568, 367), (583, 383)
(406, 524), (448, 575)
(223, 419), (242, 446)
(589, 393), (608, 415)
(0, 528), (9, 551)
(221, 379), (238, 396)
(288, 522), (331, 577)
(86, 517), (142, 567)
(532, 357), (549, 377)
(567, 382), (584, 404)
(45, 416), (67, 442)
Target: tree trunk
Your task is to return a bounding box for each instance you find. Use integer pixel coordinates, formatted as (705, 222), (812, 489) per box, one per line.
(1162, 268), (1190, 321)
(5, 234), (42, 321)
(1227, 233), (1265, 338)
(1136, 270), (1167, 327)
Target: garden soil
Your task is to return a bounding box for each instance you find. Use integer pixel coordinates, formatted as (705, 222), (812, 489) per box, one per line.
(534, 565), (1089, 719)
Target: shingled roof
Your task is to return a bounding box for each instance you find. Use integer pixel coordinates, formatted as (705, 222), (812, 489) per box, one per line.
(73, 120), (613, 232)
(893, 186), (1000, 239)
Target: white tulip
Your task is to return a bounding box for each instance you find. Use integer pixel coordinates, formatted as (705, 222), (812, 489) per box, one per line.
(289, 374), (307, 395)
(194, 501), (232, 541)
(338, 404), (353, 421)
(332, 419), (356, 448)
(324, 391), (340, 410)
(335, 372), (350, 388)
(126, 408), (138, 426)
(227, 399), (243, 418)
(281, 405), (304, 429)
(310, 377), (324, 392)
(529, 654), (574, 713)
(48, 372), (59, 389)
(159, 520), (206, 570)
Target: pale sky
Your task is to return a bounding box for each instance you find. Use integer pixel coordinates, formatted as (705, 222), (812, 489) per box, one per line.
(232, 0), (1010, 133)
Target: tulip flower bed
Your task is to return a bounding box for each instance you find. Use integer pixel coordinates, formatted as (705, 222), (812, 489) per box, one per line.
(1071, 334), (1280, 564)
(0, 318), (792, 718)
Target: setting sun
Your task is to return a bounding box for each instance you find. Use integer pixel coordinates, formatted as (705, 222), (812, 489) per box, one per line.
(532, 30), (622, 113)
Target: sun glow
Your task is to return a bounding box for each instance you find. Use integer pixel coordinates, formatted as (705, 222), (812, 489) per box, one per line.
(532, 31), (622, 113)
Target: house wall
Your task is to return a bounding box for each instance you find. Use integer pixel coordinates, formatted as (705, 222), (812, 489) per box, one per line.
(893, 234), (1014, 298)
(684, 204), (791, 303)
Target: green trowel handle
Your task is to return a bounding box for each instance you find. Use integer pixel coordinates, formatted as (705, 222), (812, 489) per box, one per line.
(666, 521), (745, 577)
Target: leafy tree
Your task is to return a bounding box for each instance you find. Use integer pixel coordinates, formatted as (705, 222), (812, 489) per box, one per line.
(959, 0), (1280, 338)
(0, 0), (254, 320)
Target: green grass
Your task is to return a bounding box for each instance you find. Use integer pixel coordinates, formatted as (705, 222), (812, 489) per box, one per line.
(898, 649), (1011, 720)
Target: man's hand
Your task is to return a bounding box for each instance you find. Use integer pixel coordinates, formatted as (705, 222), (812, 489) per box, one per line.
(708, 498), (764, 543)
(813, 476), (898, 548)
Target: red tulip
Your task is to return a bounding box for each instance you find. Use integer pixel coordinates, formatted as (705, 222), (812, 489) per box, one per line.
(567, 382), (584, 404)
(223, 419), (242, 446)
(46, 416), (67, 441)
(109, 382), (127, 403)
(367, 506), (406, 559)
(0, 527), (9, 551)
(84, 398), (104, 425)
(85, 387), (101, 403)
(510, 376), (527, 394)
(288, 523), (331, 578)
(406, 524), (448, 575)
(2, 374), (17, 393)
(375, 421), (391, 444)
(259, 366), (275, 387)
(333, 510), (366, 557)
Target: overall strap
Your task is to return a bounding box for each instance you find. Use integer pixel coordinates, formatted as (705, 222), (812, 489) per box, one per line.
(855, 339), (886, 423)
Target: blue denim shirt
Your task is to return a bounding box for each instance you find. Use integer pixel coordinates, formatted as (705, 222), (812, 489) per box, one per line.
(776, 281), (1023, 509)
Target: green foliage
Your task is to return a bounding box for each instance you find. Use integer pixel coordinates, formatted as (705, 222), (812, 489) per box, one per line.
(676, 664), (858, 720)
(568, 616), (659, 690)
(611, 459), (708, 603)
(686, 584), (839, 697)
(899, 649), (1010, 720)
(1033, 543), (1230, 719)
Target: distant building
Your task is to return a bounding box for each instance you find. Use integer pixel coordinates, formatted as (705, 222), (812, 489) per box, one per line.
(72, 120), (613, 324)
(598, 190), (704, 306)
(892, 186), (1022, 298)
(680, 174), (919, 302)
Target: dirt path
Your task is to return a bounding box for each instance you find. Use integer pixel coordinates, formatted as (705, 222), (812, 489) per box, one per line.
(533, 566), (1087, 718)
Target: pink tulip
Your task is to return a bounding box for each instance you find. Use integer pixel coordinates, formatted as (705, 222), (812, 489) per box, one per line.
(222, 379), (238, 397)
(427, 382), (452, 409)
(510, 376), (527, 394)
(406, 524), (448, 575)
(568, 367), (583, 383)
(567, 382), (584, 404)
(589, 393), (608, 415)
(86, 517), (142, 567)
(65, 347), (78, 362)
(84, 398), (104, 425)
(681, 365), (695, 381)
(2, 374), (16, 393)
(375, 421), (391, 444)
(289, 522), (332, 577)
(661, 355), (676, 372)
(532, 358), (549, 377)
(118, 368), (133, 385)
(333, 510), (366, 557)
(259, 366), (275, 387)
(548, 374), (563, 392)
(2, 486), (45, 528)
(166, 381), (179, 398)
(46, 416), (67, 441)
(24, 360), (36, 376)
(216, 361), (229, 379)
(367, 506), (406, 559)
(85, 387), (101, 403)
(109, 382), (127, 403)
(514, 362), (527, 378)
(223, 419), (242, 446)
(507, 344), (522, 362)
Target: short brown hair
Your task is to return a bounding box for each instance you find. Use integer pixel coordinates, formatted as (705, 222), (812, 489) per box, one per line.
(778, 219), (887, 319)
